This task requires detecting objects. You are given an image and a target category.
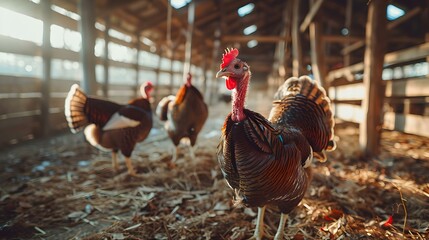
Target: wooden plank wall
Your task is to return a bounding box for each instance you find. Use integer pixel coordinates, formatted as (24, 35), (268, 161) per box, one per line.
(328, 43), (429, 138)
(0, 2), (208, 148)
(0, 75), (175, 147)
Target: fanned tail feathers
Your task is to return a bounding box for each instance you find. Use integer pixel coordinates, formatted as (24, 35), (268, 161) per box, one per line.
(156, 95), (175, 121)
(64, 84), (88, 133)
(271, 76), (336, 161)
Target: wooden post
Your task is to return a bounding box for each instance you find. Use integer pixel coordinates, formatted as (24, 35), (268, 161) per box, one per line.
(344, 0), (353, 66)
(277, 0), (292, 82)
(292, 0), (303, 77)
(41, 0), (51, 137)
(103, 16), (110, 98)
(309, 21), (327, 88)
(79, 0), (97, 95)
(202, 49), (208, 95)
(359, 0), (387, 157)
(135, 35), (140, 97)
(183, 1), (195, 81)
(425, 0), (429, 77)
(169, 51), (175, 94)
(154, 50), (163, 101)
(209, 28), (221, 104)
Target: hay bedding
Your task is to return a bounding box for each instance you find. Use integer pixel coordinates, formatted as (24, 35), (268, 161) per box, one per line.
(0, 102), (428, 240)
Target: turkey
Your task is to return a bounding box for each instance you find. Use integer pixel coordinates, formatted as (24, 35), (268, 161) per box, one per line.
(156, 73), (208, 161)
(216, 48), (335, 239)
(64, 82), (154, 176)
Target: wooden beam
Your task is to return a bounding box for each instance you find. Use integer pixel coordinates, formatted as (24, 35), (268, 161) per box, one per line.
(222, 35), (290, 43)
(154, 49), (163, 99)
(134, 36), (140, 97)
(425, 0), (429, 78)
(310, 22), (327, 87)
(182, 1), (195, 81)
(359, 0), (387, 157)
(327, 42), (429, 82)
(299, 0), (324, 32)
(344, 0), (353, 66)
(275, 0), (292, 80)
(384, 112), (429, 138)
(292, 0), (303, 77)
(104, 0), (139, 13)
(0, 35), (41, 56)
(209, 27), (221, 104)
(41, 0), (52, 137)
(341, 6), (422, 55)
(385, 78), (429, 97)
(340, 41), (365, 56)
(79, 0), (97, 95)
(103, 16), (110, 98)
(384, 42), (429, 66)
(321, 35), (363, 43)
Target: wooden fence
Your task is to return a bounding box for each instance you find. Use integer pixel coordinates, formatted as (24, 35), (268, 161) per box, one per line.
(328, 42), (429, 138)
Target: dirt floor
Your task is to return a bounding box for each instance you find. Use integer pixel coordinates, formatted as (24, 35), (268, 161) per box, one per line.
(1, 93), (429, 240)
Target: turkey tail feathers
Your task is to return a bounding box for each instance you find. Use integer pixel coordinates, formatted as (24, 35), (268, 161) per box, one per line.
(270, 76), (336, 159)
(156, 95), (175, 121)
(64, 84), (88, 133)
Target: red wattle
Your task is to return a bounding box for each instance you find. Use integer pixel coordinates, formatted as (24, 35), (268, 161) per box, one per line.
(226, 77), (236, 90)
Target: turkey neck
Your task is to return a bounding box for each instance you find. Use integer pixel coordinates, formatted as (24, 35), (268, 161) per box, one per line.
(231, 74), (250, 122)
(142, 89), (150, 99)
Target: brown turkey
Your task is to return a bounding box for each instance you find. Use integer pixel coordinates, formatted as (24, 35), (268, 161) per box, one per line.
(156, 73), (208, 161)
(216, 48), (335, 239)
(64, 82), (154, 176)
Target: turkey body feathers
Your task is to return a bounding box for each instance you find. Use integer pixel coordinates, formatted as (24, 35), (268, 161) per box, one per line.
(64, 84), (153, 155)
(157, 84), (208, 146)
(216, 48), (335, 238)
(269, 76), (336, 159)
(218, 109), (312, 213)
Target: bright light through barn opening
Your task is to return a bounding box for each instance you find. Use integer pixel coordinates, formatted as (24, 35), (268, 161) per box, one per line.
(247, 40), (258, 48)
(170, 0), (191, 9)
(243, 25), (257, 35)
(238, 3), (255, 17)
(386, 4), (405, 20)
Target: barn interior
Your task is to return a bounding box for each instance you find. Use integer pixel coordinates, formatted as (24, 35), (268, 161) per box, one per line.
(0, 0), (428, 239)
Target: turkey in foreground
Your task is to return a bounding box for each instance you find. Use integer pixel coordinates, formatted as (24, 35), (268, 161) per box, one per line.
(64, 82), (154, 176)
(216, 48), (335, 239)
(156, 73), (208, 161)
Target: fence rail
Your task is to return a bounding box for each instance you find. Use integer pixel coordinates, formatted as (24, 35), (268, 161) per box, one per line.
(328, 43), (429, 138)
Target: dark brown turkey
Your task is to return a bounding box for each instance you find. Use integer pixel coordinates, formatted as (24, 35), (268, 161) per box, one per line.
(156, 73), (208, 161)
(216, 48), (335, 239)
(64, 82), (154, 176)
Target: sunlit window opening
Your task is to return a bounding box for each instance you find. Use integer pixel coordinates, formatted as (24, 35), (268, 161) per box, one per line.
(243, 25), (257, 35)
(109, 29), (132, 43)
(386, 4), (405, 21)
(50, 25), (82, 51)
(170, 0), (191, 9)
(95, 22), (106, 31)
(0, 7), (43, 45)
(0, 53), (42, 77)
(238, 3), (254, 17)
(142, 37), (155, 47)
(51, 5), (80, 20)
(247, 40), (258, 48)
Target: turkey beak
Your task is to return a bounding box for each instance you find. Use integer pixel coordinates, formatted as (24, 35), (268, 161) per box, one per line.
(216, 68), (231, 78)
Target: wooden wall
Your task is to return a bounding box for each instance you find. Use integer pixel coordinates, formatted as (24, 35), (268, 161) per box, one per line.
(328, 42), (429, 138)
(0, 1), (201, 148)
